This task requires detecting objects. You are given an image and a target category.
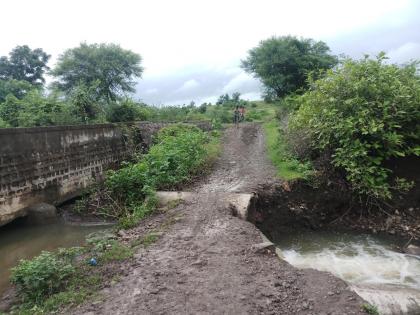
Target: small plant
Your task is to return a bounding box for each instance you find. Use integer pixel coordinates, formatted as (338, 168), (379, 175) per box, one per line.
(362, 303), (380, 315)
(99, 240), (134, 262)
(11, 251), (76, 303)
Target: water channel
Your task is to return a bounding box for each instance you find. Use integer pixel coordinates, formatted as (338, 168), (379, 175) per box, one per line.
(274, 230), (420, 314)
(0, 218), (106, 296)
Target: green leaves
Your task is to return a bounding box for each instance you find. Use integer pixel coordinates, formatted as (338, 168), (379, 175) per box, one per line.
(11, 251), (76, 303)
(105, 124), (216, 223)
(51, 43), (143, 103)
(289, 55), (420, 199)
(241, 36), (337, 99)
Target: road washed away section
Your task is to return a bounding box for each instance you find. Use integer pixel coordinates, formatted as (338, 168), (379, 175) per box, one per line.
(70, 124), (366, 315)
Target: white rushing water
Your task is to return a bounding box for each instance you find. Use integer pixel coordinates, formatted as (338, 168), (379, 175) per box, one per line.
(275, 231), (420, 314)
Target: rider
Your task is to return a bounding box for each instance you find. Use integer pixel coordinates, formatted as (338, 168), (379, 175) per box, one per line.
(233, 106), (240, 127)
(239, 105), (245, 122)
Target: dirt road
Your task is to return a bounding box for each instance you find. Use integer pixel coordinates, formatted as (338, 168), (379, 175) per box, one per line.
(72, 124), (366, 315)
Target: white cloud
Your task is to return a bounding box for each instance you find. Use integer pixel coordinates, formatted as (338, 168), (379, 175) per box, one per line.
(241, 92), (261, 101)
(222, 72), (258, 93)
(144, 88), (158, 94)
(176, 79), (200, 93)
(387, 42), (420, 63)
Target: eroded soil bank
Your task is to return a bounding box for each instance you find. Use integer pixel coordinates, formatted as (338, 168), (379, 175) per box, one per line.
(251, 180), (420, 246)
(67, 124), (367, 315)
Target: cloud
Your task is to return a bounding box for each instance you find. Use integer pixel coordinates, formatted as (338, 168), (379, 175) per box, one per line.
(136, 65), (263, 105)
(144, 88), (158, 94)
(222, 72), (260, 94)
(387, 42), (420, 63)
(176, 79), (200, 93)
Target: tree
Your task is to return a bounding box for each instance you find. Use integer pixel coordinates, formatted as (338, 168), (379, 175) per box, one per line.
(0, 79), (34, 103)
(106, 98), (145, 122)
(0, 45), (50, 86)
(231, 92), (241, 102)
(51, 43), (143, 103)
(241, 36), (337, 98)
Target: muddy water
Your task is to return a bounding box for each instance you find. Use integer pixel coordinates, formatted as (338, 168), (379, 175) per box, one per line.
(0, 219), (107, 296)
(274, 230), (420, 314)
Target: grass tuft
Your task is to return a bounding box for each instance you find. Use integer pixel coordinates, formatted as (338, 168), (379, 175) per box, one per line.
(263, 119), (312, 180)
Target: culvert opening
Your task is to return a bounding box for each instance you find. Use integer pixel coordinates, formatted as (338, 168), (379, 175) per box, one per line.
(250, 186), (420, 315)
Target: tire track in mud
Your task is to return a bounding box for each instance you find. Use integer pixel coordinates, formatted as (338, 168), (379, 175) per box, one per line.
(71, 123), (366, 315)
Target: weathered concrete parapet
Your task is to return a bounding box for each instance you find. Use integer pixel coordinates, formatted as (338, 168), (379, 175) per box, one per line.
(0, 123), (129, 226)
(0, 121), (212, 226)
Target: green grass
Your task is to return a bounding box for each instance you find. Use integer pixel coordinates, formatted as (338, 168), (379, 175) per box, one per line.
(99, 240), (134, 263)
(362, 303), (380, 315)
(9, 270), (102, 315)
(263, 119), (312, 180)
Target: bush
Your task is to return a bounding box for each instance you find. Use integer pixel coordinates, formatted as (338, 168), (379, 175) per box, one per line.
(104, 124), (217, 225)
(106, 99), (149, 122)
(11, 251), (76, 303)
(289, 54), (420, 199)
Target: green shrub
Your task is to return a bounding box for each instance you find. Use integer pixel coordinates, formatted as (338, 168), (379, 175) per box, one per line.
(289, 54), (420, 199)
(104, 124), (217, 226)
(11, 251), (76, 303)
(106, 99), (149, 122)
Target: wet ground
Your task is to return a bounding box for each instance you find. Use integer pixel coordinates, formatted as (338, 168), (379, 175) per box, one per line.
(70, 124), (366, 315)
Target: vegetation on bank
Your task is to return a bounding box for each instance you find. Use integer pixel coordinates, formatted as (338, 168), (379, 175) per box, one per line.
(263, 119), (312, 180)
(8, 233), (136, 314)
(75, 124), (220, 229)
(286, 55), (420, 200)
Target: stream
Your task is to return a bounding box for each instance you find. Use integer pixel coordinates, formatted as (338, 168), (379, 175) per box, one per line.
(0, 218), (107, 296)
(274, 230), (420, 314)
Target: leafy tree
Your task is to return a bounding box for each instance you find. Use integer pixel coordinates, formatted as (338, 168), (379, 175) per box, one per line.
(216, 94), (230, 105)
(288, 54), (420, 199)
(69, 82), (102, 122)
(106, 98), (146, 122)
(0, 117), (7, 128)
(51, 43), (143, 103)
(0, 45), (50, 86)
(198, 103), (207, 113)
(0, 79), (35, 103)
(231, 92), (241, 102)
(0, 95), (24, 127)
(241, 36), (337, 98)
(0, 90), (78, 127)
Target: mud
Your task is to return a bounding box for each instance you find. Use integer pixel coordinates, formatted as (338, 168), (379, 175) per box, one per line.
(69, 124), (366, 315)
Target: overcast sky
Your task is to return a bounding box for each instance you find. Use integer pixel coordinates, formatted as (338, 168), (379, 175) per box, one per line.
(1, 0), (420, 105)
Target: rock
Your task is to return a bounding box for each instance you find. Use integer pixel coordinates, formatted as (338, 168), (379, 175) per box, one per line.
(252, 242), (275, 254)
(26, 203), (57, 224)
(405, 244), (420, 256)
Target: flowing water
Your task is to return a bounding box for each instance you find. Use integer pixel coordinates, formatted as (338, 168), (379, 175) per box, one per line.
(0, 219), (107, 296)
(274, 230), (420, 314)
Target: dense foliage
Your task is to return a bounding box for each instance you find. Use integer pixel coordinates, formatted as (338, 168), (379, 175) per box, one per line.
(288, 54), (420, 199)
(72, 125), (220, 228)
(11, 251), (76, 303)
(106, 125), (212, 205)
(51, 43), (143, 103)
(0, 45), (50, 86)
(241, 36), (337, 100)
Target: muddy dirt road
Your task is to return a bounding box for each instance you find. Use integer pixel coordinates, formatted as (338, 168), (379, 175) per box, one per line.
(72, 124), (366, 315)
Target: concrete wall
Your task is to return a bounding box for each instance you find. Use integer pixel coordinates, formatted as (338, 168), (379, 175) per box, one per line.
(0, 121), (211, 226)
